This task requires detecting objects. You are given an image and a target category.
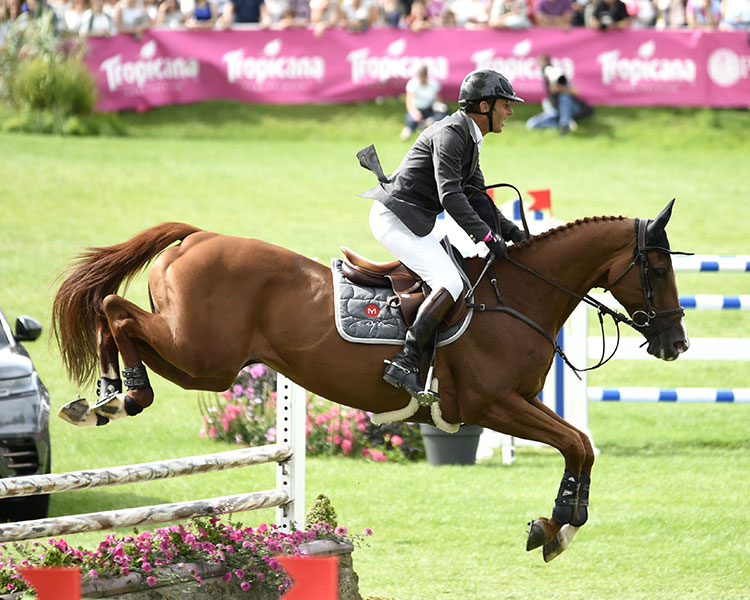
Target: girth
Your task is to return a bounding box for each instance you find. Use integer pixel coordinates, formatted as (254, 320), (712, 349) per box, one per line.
(339, 246), (468, 328)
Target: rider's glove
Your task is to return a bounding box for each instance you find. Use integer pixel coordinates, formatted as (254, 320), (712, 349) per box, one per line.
(484, 231), (508, 260)
(509, 228), (527, 244)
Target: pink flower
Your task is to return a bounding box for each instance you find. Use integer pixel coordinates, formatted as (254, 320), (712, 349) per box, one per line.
(249, 364), (267, 378)
(147, 576), (157, 586)
(363, 527), (373, 536)
(223, 572), (232, 582)
(341, 439), (353, 455)
(391, 435), (403, 446)
(335, 526), (348, 536)
(241, 581), (251, 591)
(208, 426), (216, 439)
(369, 449), (387, 462)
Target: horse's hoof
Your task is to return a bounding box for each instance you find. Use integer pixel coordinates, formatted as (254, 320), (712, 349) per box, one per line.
(526, 519), (547, 551)
(58, 396), (99, 427)
(542, 525), (579, 563)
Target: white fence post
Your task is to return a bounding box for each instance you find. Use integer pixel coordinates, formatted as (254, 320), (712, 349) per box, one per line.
(275, 374), (306, 532)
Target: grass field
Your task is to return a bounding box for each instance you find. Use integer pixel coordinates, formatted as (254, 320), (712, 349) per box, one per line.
(1, 99), (749, 599)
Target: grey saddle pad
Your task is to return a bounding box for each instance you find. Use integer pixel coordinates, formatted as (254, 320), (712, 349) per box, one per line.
(330, 258), (472, 346)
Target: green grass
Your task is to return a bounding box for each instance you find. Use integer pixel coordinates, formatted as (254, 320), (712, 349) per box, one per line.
(1, 100), (749, 599)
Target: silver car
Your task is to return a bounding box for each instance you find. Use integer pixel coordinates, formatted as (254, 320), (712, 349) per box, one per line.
(0, 306), (51, 522)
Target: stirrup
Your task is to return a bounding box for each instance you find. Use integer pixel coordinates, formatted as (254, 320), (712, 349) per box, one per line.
(383, 360), (440, 407)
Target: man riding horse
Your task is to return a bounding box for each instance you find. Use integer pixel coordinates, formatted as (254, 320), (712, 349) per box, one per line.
(360, 69), (528, 405)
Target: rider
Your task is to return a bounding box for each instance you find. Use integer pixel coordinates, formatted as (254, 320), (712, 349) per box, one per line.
(359, 69), (528, 404)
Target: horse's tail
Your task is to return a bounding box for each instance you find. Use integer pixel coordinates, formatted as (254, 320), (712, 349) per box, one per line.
(52, 222), (202, 387)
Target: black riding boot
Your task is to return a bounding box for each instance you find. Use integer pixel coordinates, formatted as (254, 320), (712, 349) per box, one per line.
(383, 288), (454, 404)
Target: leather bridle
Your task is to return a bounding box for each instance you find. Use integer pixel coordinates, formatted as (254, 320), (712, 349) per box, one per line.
(464, 189), (691, 375)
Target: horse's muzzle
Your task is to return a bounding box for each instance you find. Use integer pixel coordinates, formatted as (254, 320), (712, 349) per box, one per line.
(647, 319), (690, 361)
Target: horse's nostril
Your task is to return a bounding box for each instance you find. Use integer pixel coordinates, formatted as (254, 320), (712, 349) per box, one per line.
(674, 340), (689, 354)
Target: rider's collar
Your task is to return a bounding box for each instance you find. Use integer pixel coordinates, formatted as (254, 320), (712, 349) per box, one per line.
(462, 111), (484, 151)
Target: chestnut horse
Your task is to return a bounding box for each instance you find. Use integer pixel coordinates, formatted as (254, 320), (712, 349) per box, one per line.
(52, 200), (688, 561)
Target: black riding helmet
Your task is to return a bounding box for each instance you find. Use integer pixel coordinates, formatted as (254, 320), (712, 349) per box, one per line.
(458, 69), (524, 132)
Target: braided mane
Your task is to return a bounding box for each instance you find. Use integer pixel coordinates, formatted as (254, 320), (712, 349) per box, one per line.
(510, 215), (628, 252)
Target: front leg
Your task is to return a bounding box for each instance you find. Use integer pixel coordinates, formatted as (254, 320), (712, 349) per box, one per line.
(479, 392), (588, 561)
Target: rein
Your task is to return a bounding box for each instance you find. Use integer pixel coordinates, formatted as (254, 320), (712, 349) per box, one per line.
(463, 191), (691, 375)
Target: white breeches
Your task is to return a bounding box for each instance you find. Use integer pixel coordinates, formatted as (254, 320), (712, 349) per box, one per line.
(369, 201), (464, 302)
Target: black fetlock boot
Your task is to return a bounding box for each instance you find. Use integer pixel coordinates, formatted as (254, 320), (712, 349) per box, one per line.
(383, 288), (454, 404)
(570, 472), (590, 526)
(551, 469), (579, 525)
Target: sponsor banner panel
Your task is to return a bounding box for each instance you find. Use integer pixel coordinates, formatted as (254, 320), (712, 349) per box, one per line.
(84, 28), (750, 112)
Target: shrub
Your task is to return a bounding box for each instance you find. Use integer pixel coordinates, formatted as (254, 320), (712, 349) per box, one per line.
(305, 494), (338, 530)
(0, 11), (123, 135)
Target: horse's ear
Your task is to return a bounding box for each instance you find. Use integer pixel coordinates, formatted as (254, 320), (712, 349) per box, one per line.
(647, 198), (675, 241)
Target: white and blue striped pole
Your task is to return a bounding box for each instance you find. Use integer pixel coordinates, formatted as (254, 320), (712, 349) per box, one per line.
(672, 255), (750, 273)
(588, 387), (750, 403)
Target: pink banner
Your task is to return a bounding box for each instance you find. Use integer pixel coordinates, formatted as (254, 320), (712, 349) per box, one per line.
(84, 27), (750, 112)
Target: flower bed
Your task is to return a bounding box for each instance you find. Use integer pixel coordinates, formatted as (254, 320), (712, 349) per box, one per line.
(0, 517), (367, 598)
(199, 365), (424, 462)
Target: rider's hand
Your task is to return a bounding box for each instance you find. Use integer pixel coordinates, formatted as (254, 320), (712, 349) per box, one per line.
(485, 232), (508, 260)
(509, 228), (527, 244)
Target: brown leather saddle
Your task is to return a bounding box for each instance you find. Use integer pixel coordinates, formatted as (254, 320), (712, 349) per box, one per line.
(339, 246), (469, 328)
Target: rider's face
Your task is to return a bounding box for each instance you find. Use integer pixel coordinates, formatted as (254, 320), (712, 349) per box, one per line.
(492, 99), (514, 133)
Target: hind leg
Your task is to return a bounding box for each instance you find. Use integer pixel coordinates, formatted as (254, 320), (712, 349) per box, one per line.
(59, 313), (125, 427)
(59, 295), (161, 427)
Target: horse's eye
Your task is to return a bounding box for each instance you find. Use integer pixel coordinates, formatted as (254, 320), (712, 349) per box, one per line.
(653, 267), (668, 280)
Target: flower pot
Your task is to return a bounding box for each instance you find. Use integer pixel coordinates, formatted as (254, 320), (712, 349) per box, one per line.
(419, 424), (483, 466)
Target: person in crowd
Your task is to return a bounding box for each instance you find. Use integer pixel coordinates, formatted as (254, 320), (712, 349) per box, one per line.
(437, 4), (456, 22)
(340, 0), (378, 30)
(210, 0), (233, 26)
(534, 0), (574, 27)
(685, 0), (720, 27)
(259, 0), (300, 27)
(719, 0), (750, 29)
(113, 0), (152, 36)
(405, 0), (431, 29)
(450, 0), (491, 26)
(488, 0), (531, 27)
(569, 0), (591, 25)
(230, 0), (263, 23)
(61, 0), (87, 33)
(399, 64), (448, 140)
(628, 0), (657, 27)
(79, 0), (115, 33)
(589, 0), (631, 27)
(18, 0), (54, 22)
(380, 0), (404, 26)
(1, 0), (21, 46)
(526, 54), (593, 136)
(184, 0), (214, 26)
(654, 0), (684, 26)
(309, 0), (339, 33)
(359, 69), (527, 405)
(155, 0), (184, 26)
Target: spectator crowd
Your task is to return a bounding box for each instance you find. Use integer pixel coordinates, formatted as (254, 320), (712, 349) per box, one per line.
(1, 0), (749, 41)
